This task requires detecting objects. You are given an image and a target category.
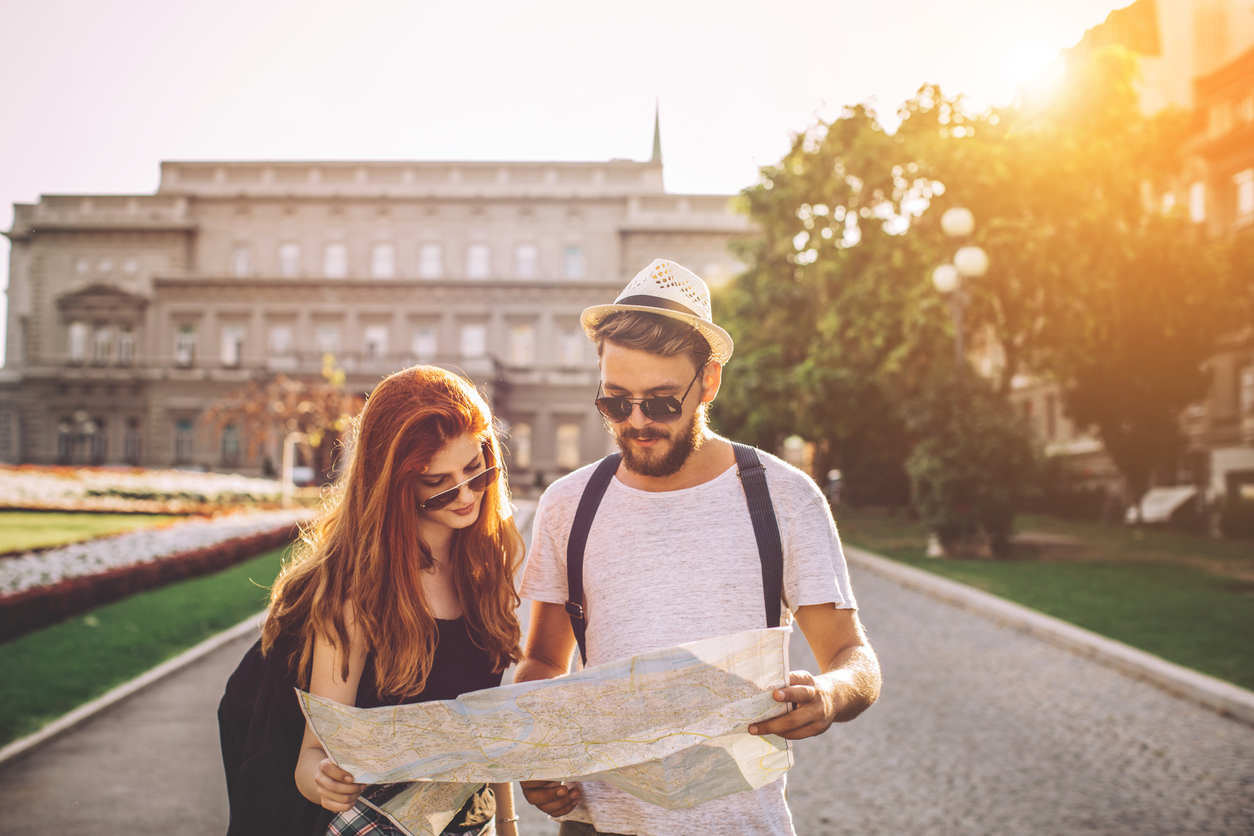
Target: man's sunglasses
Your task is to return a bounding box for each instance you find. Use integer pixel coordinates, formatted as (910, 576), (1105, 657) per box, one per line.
(419, 465), (499, 510)
(594, 367), (702, 425)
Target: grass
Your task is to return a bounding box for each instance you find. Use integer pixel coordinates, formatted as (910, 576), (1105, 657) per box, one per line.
(0, 546), (288, 748)
(835, 507), (1254, 692)
(0, 511), (181, 554)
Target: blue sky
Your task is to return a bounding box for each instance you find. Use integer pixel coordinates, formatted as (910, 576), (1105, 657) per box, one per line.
(0, 0), (1130, 363)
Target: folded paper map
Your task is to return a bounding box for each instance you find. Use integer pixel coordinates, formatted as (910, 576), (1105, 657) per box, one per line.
(298, 626), (794, 836)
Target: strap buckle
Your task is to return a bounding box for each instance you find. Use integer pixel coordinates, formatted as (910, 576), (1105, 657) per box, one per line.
(564, 600), (585, 621)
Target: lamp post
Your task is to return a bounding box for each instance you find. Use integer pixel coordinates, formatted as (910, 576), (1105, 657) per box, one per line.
(931, 207), (989, 369)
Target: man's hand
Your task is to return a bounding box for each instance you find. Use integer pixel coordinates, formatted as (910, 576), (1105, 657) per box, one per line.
(748, 670), (838, 740)
(520, 779), (581, 817)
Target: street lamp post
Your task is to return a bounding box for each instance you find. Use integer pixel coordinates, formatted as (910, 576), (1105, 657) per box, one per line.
(931, 207), (989, 370)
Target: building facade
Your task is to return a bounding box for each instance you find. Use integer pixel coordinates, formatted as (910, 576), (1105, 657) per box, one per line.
(1, 148), (752, 486)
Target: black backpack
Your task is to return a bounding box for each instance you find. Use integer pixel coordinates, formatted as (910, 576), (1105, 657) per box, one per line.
(562, 442), (784, 665)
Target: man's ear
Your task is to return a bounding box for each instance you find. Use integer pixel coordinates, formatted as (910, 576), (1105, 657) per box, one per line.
(700, 361), (723, 404)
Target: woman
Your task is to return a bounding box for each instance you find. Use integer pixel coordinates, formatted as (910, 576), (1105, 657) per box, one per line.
(226, 365), (524, 836)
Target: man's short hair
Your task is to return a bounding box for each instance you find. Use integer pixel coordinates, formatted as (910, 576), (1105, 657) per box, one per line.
(592, 311), (713, 371)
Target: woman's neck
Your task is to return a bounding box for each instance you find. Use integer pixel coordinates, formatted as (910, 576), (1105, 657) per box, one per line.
(417, 518), (454, 565)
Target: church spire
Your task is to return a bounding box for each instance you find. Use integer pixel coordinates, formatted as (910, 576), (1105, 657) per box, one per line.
(650, 99), (662, 164)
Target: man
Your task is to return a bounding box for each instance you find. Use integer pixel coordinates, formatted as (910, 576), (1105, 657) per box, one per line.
(515, 259), (881, 836)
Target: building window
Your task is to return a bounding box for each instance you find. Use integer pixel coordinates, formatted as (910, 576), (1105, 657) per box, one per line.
(411, 326), (437, 363)
(556, 422), (581, 470)
(324, 242), (349, 278)
(1189, 182), (1206, 224)
(57, 419), (74, 464)
(364, 325), (390, 363)
(221, 324), (246, 367)
(1241, 366), (1254, 416)
(174, 325), (196, 367)
(231, 245), (252, 277)
(371, 243), (396, 279)
(558, 329), (583, 367)
(564, 246), (585, 279)
(419, 243), (442, 278)
(316, 325), (341, 358)
(507, 324), (535, 366)
(268, 325), (294, 359)
(92, 325), (112, 365)
(460, 324), (486, 359)
(1234, 169), (1254, 225)
(515, 244), (538, 279)
(75, 257), (89, 275)
(466, 244), (491, 279)
(278, 242), (301, 277)
(123, 256), (138, 274)
(511, 422), (532, 469)
(118, 326), (135, 366)
(125, 418), (142, 466)
(174, 419), (194, 464)
(86, 418), (106, 465)
(68, 322), (88, 363)
(222, 424), (241, 467)
(99, 257), (113, 274)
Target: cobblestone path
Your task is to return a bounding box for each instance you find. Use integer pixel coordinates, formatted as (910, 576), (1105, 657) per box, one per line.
(781, 567), (1254, 835)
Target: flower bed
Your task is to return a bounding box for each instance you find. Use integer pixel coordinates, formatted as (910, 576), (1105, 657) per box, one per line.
(0, 465), (288, 514)
(0, 509), (314, 641)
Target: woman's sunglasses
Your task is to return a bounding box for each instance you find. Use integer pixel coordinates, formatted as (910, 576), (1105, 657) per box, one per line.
(594, 367), (702, 425)
(419, 464), (499, 510)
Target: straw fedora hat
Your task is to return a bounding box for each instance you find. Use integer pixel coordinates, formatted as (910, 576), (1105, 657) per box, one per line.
(580, 259), (734, 364)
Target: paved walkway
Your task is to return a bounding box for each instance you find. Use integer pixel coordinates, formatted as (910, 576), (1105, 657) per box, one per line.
(3, 558), (1252, 834)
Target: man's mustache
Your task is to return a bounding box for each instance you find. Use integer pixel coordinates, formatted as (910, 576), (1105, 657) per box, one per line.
(620, 428), (668, 441)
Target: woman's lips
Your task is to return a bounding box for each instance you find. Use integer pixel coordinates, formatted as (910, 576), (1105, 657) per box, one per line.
(451, 502), (476, 516)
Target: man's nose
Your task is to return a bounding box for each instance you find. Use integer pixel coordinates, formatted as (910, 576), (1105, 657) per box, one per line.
(627, 402), (653, 428)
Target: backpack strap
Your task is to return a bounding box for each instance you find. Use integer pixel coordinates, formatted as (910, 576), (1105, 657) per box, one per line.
(731, 442), (784, 630)
(565, 453), (621, 666)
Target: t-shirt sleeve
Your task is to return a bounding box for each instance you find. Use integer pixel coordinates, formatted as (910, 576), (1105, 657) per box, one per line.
(518, 485), (572, 606)
(775, 468), (857, 612)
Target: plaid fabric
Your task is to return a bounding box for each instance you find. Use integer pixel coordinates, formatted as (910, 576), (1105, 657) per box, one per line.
(327, 800), (492, 836)
(328, 801), (407, 836)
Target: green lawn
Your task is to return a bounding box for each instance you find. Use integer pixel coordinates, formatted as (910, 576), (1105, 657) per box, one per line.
(0, 546), (288, 747)
(0, 511), (181, 554)
(835, 507), (1254, 691)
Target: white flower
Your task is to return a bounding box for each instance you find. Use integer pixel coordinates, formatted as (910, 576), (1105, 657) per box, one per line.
(0, 509), (316, 598)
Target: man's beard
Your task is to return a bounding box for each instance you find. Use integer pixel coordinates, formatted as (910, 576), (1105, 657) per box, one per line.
(611, 406), (705, 478)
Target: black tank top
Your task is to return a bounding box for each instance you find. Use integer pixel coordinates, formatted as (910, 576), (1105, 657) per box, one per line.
(355, 616), (502, 706)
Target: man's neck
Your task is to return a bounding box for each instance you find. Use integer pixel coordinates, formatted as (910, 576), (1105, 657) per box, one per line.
(615, 432), (737, 492)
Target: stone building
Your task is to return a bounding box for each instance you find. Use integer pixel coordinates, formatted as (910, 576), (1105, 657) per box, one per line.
(1, 136), (752, 485)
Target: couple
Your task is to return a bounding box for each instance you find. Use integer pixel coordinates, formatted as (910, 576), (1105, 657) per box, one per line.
(220, 259), (881, 836)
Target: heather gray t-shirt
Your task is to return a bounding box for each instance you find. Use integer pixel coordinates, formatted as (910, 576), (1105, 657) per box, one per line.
(519, 449), (857, 836)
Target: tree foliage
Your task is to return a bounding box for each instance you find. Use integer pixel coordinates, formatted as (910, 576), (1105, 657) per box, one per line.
(201, 357), (364, 482)
(714, 44), (1242, 530)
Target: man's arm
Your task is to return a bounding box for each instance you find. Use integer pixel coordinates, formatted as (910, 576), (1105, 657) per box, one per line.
(749, 604), (881, 740)
(514, 601), (583, 817)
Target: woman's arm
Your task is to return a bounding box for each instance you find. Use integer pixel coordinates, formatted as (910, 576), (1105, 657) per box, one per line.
(491, 782), (518, 836)
(295, 613), (370, 811)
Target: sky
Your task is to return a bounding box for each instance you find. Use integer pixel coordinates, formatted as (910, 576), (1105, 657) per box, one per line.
(0, 0), (1131, 364)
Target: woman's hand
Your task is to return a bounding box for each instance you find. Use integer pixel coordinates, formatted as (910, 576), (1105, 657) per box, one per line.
(313, 757), (365, 813)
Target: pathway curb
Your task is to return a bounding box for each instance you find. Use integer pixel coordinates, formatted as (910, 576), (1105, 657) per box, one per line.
(0, 609), (267, 767)
(845, 546), (1254, 727)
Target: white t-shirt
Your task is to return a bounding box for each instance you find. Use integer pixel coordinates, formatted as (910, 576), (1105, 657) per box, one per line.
(519, 449), (857, 836)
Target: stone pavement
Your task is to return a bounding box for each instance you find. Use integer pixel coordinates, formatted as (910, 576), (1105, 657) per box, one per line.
(3, 558), (1253, 834)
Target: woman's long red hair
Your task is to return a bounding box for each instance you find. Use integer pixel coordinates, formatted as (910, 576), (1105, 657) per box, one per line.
(262, 365), (524, 696)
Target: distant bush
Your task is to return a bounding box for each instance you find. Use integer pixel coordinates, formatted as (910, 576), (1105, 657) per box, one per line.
(1219, 497), (1254, 540)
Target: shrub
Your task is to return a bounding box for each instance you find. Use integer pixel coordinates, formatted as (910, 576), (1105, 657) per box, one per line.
(904, 374), (1037, 558)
